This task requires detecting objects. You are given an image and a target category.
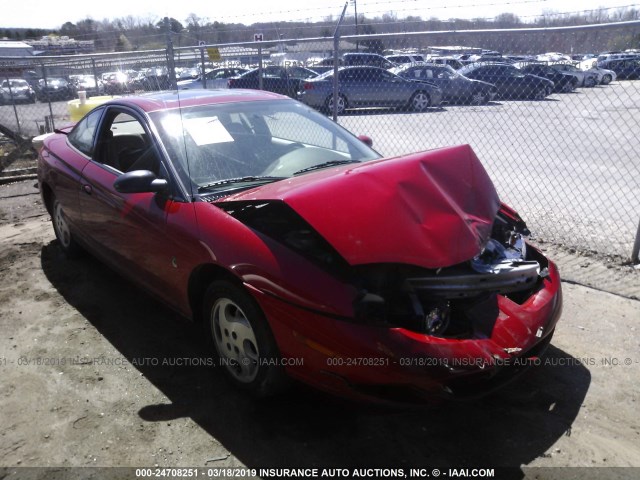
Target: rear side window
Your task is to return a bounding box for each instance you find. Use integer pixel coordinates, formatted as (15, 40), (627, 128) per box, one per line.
(68, 108), (104, 156)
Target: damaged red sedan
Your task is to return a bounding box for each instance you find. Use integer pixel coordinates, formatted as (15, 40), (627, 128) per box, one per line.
(38, 90), (562, 403)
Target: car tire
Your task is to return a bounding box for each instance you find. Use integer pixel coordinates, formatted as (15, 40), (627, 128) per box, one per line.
(533, 87), (547, 100)
(409, 91), (430, 111)
(469, 91), (487, 105)
(585, 77), (596, 88)
(203, 280), (288, 397)
(602, 74), (612, 85)
(51, 196), (82, 257)
(325, 94), (346, 115)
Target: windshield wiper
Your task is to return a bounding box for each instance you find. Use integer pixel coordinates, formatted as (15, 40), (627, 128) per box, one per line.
(293, 160), (359, 176)
(197, 176), (285, 192)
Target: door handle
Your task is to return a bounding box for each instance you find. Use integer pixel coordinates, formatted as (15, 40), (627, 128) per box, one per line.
(82, 184), (92, 195)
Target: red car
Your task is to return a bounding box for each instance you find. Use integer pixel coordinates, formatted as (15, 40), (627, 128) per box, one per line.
(38, 90), (562, 403)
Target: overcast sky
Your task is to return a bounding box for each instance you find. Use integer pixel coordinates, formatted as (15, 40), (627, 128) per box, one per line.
(2, 0), (637, 30)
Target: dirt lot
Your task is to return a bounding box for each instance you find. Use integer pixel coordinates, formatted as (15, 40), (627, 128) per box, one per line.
(0, 179), (639, 479)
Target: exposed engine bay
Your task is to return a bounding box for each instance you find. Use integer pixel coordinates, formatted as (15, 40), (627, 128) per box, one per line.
(352, 207), (550, 338)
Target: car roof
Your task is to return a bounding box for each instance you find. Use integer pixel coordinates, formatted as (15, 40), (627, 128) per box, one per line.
(99, 89), (289, 113)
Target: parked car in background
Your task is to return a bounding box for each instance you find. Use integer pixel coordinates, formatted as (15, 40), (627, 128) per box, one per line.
(514, 63), (578, 93)
(228, 66), (318, 98)
(385, 53), (426, 65)
(458, 63), (554, 100)
(178, 67), (248, 90)
(177, 67), (200, 80)
(426, 56), (465, 70)
(343, 52), (397, 69)
(307, 57), (343, 74)
(596, 58), (640, 80)
(299, 66), (442, 114)
(0, 78), (36, 104)
(140, 67), (172, 91)
(103, 71), (132, 94)
(390, 63), (496, 104)
(310, 53), (397, 73)
(548, 63), (598, 87)
(71, 74), (105, 97)
(577, 59), (616, 84)
(37, 89), (562, 403)
(37, 77), (75, 101)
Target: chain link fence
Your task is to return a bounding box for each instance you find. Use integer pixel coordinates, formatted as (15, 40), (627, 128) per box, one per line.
(1, 23), (639, 261)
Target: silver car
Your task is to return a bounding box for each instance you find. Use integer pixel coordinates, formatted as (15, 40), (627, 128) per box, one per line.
(549, 63), (598, 87)
(577, 59), (617, 85)
(298, 66), (443, 114)
(0, 79), (36, 104)
(177, 67), (248, 90)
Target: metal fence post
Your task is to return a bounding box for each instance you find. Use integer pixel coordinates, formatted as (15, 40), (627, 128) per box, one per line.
(165, 17), (177, 90)
(91, 58), (98, 93)
(4, 75), (23, 137)
(41, 63), (55, 131)
(332, 2), (349, 122)
(258, 44), (263, 91)
(200, 46), (207, 89)
(632, 219), (640, 264)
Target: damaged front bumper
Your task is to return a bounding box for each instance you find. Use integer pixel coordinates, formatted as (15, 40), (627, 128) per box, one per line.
(252, 246), (563, 404)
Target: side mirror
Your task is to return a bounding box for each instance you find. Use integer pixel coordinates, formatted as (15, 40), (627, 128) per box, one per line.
(357, 135), (373, 148)
(114, 170), (168, 194)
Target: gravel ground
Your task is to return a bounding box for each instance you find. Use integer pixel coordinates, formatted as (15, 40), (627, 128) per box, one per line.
(0, 180), (639, 480)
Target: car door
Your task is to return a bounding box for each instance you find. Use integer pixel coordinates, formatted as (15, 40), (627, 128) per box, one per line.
(260, 66), (287, 95)
(378, 70), (412, 105)
(44, 108), (104, 240)
(77, 105), (194, 304)
(431, 67), (459, 98)
(498, 66), (525, 97)
(339, 68), (370, 105)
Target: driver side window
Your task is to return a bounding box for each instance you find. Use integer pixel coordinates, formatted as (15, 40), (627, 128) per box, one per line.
(68, 108), (104, 156)
(97, 110), (161, 176)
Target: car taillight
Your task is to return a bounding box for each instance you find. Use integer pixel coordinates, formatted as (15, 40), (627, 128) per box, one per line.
(303, 82), (314, 90)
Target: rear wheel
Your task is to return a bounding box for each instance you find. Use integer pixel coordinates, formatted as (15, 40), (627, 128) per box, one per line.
(325, 94), (346, 115)
(409, 91), (430, 111)
(602, 74), (612, 85)
(533, 87), (547, 100)
(204, 280), (288, 397)
(51, 196), (82, 257)
(469, 91), (487, 105)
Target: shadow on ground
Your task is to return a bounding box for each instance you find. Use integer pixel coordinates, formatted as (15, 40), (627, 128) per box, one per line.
(41, 241), (590, 478)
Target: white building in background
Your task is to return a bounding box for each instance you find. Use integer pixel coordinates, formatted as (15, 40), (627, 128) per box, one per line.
(0, 40), (35, 57)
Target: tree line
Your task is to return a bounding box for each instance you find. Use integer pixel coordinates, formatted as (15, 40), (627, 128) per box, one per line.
(2, 6), (639, 54)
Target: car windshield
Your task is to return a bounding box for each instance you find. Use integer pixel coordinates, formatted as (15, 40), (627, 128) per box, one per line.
(151, 99), (380, 194)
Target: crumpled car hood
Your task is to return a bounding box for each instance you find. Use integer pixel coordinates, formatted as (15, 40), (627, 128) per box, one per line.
(219, 144), (501, 269)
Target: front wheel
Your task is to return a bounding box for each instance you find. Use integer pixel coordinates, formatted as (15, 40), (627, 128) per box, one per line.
(51, 196), (82, 257)
(602, 74), (612, 85)
(203, 280), (288, 397)
(409, 91), (430, 111)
